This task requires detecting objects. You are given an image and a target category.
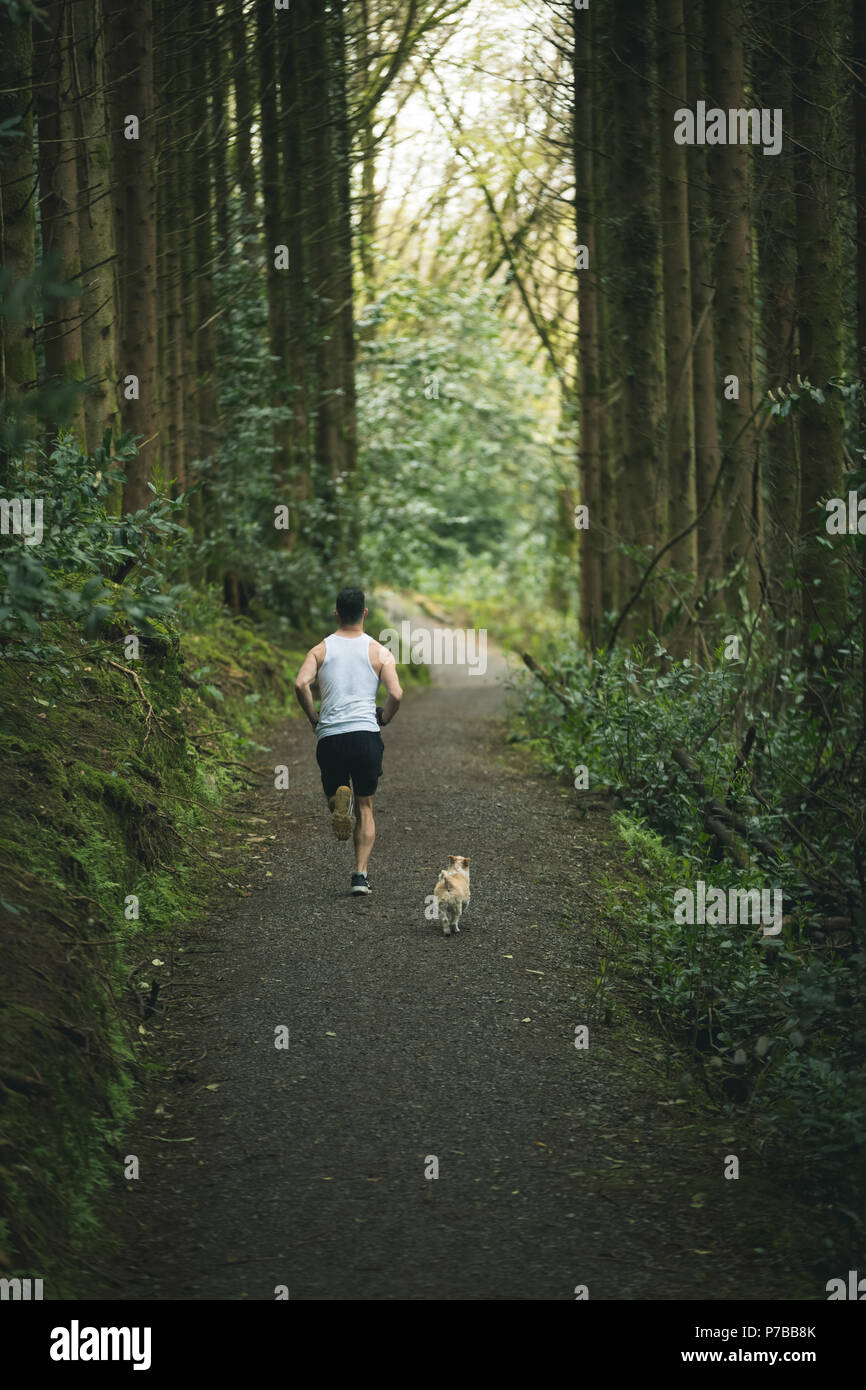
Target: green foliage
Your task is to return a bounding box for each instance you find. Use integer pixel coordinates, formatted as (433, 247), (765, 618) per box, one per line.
(0, 435), (188, 661)
(520, 635), (866, 1226)
(187, 253), (563, 623)
(357, 275), (560, 602)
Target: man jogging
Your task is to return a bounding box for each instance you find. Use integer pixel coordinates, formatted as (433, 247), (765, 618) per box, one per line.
(294, 587), (402, 895)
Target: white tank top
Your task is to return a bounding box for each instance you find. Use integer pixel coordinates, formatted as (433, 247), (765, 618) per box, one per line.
(316, 633), (380, 739)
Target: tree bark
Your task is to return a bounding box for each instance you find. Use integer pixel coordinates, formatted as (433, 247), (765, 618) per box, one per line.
(176, 0), (204, 547)
(793, 0), (845, 641)
(278, 2), (311, 544)
(106, 0), (159, 512)
(658, 0), (696, 585)
(229, 0), (258, 263)
(609, 0), (664, 634)
(754, 0), (799, 631)
(573, 0), (603, 642)
(301, 0), (357, 562)
(76, 0), (120, 455)
(685, 0), (722, 596)
(190, 0), (219, 464)
(210, 3), (230, 274)
(854, 0), (866, 727)
(706, 0), (761, 612)
(159, 9), (186, 499)
(34, 0), (86, 443)
(258, 0), (291, 523)
(0, 13), (38, 420)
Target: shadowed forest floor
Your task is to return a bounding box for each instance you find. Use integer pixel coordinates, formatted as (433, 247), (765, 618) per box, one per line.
(89, 637), (827, 1300)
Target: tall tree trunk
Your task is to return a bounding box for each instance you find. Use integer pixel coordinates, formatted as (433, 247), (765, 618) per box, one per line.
(854, 0), (866, 726)
(153, 0), (169, 491)
(573, 0), (603, 642)
(190, 0), (219, 465)
(211, 3), (230, 273)
(230, 1), (257, 263)
(34, 0), (86, 443)
(331, 0), (358, 507)
(258, 0), (291, 520)
(609, 0), (664, 634)
(793, 0), (845, 641)
(593, 14), (618, 624)
(754, 0), (799, 632)
(160, 11), (186, 499)
(0, 12), (37, 425)
(357, 1), (379, 309)
(685, 0), (722, 596)
(279, 1), (311, 545)
(707, 0), (760, 612)
(194, 0), (222, 584)
(106, 0), (159, 512)
(658, 0), (696, 589)
(76, 0), (120, 455)
(302, 0), (357, 562)
(177, 0), (204, 548)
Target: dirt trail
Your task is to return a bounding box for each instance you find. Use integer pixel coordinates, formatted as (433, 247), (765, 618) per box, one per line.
(96, 617), (816, 1300)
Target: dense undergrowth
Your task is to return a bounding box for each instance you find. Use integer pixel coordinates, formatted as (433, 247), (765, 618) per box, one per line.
(518, 635), (866, 1247)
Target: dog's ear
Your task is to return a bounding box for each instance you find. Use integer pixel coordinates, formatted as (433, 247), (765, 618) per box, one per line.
(463, 856), (470, 867)
(448, 854), (458, 864)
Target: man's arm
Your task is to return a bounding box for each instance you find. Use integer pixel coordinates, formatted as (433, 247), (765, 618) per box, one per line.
(294, 643), (325, 729)
(374, 648), (403, 726)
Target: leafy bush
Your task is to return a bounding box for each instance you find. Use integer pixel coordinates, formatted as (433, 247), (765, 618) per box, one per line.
(520, 634), (866, 1224)
(1, 434), (188, 670)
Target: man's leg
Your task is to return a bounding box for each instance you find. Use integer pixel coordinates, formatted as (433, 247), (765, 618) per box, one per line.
(353, 795), (375, 874)
(318, 738), (354, 841)
(327, 786), (354, 840)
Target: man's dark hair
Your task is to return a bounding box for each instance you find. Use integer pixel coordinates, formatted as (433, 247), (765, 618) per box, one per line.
(336, 587), (365, 624)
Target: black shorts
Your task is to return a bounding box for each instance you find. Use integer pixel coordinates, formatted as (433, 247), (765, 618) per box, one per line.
(316, 730), (384, 799)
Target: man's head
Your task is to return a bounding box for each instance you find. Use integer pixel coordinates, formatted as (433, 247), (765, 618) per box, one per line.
(335, 586), (367, 627)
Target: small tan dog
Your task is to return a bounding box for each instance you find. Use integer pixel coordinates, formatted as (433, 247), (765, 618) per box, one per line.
(433, 855), (471, 936)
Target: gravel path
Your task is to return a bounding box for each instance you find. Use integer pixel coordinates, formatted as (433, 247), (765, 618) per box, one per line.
(96, 626), (817, 1300)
